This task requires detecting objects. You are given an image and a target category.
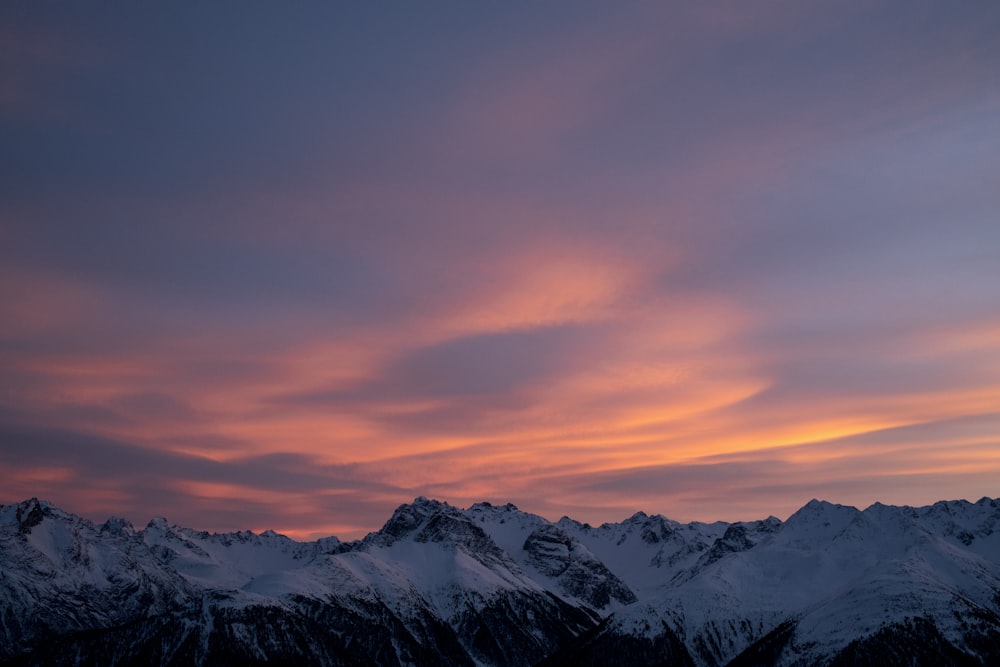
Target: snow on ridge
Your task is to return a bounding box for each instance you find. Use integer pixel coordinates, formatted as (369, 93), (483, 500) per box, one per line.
(2, 495), (999, 666)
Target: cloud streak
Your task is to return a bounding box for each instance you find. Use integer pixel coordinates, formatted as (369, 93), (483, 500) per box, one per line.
(2, 2), (999, 537)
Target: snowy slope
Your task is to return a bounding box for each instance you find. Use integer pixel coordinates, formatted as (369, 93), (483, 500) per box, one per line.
(579, 499), (1000, 666)
(1, 496), (999, 666)
(467, 501), (636, 610)
(0, 499), (194, 658)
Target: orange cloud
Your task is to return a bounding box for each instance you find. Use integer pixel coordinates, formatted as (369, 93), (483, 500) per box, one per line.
(3, 1), (999, 540)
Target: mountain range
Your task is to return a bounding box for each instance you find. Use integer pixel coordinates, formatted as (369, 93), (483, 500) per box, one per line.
(1, 495), (998, 665)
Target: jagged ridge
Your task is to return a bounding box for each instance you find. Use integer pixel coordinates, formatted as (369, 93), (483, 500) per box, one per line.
(1, 496), (998, 666)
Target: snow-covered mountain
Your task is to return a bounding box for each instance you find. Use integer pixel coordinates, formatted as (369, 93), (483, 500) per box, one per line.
(2, 496), (998, 666)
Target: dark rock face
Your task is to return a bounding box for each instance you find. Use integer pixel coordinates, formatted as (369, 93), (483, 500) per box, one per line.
(415, 511), (508, 563)
(15, 499), (44, 534)
(523, 525), (576, 577)
(523, 525), (637, 607)
(0, 496), (606, 667)
(698, 517), (782, 570)
(3, 496), (1000, 666)
(379, 500), (432, 542)
(640, 516), (675, 545)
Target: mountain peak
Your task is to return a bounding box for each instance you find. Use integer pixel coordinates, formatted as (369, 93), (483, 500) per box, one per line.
(2, 495), (999, 666)
(101, 516), (135, 536)
(780, 499), (860, 543)
(377, 497), (457, 543)
(15, 497), (50, 533)
(799, 498), (856, 513)
(470, 500), (520, 512)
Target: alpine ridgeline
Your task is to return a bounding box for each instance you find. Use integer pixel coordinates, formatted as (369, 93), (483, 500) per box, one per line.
(2, 496), (999, 666)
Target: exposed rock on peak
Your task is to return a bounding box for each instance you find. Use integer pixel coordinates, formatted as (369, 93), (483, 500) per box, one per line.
(100, 516), (135, 536)
(15, 498), (46, 533)
(523, 524), (637, 608)
(378, 497), (449, 541)
(1, 496), (998, 666)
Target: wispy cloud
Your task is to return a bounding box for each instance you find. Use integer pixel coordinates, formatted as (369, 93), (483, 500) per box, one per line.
(1, 2), (998, 537)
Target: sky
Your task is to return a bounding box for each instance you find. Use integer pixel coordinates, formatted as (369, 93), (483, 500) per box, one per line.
(2, 1), (999, 540)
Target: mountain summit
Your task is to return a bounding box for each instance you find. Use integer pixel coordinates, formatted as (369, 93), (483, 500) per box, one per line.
(1, 497), (998, 666)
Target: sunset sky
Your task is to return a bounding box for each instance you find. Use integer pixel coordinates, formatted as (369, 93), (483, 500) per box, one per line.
(2, 2), (999, 539)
